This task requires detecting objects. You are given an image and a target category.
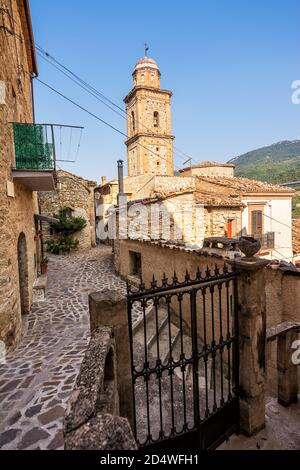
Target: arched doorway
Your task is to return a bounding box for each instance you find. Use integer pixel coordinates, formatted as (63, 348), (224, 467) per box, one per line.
(17, 232), (29, 315)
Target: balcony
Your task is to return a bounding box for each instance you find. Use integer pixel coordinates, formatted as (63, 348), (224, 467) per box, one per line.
(12, 123), (56, 191)
(252, 232), (275, 249)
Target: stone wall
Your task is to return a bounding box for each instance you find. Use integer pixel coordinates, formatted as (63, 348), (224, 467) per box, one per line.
(0, 0), (39, 349)
(180, 164), (235, 178)
(265, 269), (300, 328)
(124, 174), (155, 199)
(153, 175), (195, 195)
(205, 208), (241, 238)
(39, 170), (97, 251)
(64, 325), (136, 450)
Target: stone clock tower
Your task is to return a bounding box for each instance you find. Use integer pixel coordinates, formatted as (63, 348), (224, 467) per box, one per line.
(124, 54), (174, 177)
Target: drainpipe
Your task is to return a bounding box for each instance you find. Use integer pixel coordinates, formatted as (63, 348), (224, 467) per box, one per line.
(31, 77), (35, 124)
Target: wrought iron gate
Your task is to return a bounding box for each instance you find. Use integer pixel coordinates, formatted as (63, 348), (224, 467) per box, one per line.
(127, 263), (239, 450)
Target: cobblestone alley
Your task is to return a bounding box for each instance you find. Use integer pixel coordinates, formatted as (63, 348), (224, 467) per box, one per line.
(0, 246), (127, 450)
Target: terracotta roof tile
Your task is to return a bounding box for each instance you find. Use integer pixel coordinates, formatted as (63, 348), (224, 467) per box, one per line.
(194, 191), (244, 207)
(196, 175), (294, 194)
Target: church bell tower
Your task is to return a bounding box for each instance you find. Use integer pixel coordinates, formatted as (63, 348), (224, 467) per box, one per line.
(124, 50), (174, 177)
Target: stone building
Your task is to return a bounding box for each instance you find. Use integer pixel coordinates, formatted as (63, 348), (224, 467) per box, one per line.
(39, 170), (97, 251)
(124, 56), (174, 177)
(0, 0), (56, 350)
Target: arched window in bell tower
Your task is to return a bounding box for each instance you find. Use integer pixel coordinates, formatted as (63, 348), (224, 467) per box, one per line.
(131, 111), (135, 133)
(153, 111), (159, 128)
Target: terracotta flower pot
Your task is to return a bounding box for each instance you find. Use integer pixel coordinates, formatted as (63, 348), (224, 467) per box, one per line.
(41, 264), (48, 275)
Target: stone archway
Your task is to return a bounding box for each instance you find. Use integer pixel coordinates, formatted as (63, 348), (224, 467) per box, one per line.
(17, 232), (29, 315)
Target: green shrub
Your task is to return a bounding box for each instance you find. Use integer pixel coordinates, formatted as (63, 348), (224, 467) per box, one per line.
(50, 208), (87, 236)
(47, 207), (86, 255)
(46, 238), (79, 255)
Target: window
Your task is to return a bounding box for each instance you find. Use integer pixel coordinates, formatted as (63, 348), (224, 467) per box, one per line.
(129, 251), (142, 277)
(153, 111), (159, 128)
(249, 208), (263, 237)
(131, 111), (135, 132)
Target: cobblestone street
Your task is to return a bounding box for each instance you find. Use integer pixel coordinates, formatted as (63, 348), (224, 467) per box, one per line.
(0, 246), (129, 450)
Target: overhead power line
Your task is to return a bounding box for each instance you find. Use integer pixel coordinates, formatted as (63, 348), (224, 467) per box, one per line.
(35, 49), (196, 165)
(35, 78), (184, 171)
(2, 17), (197, 166)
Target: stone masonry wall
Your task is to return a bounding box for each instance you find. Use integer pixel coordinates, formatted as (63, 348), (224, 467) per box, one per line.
(265, 269), (300, 328)
(181, 165), (235, 178)
(0, 0), (39, 349)
(39, 170), (96, 251)
(205, 208), (242, 238)
(265, 269), (300, 398)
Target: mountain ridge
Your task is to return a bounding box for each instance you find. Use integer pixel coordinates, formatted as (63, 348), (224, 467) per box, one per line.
(227, 140), (300, 184)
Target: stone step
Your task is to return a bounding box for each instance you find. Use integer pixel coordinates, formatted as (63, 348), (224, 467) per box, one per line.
(148, 320), (180, 365)
(147, 309), (169, 350)
(170, 333), (193, 380)
(132, 304), (155, 342)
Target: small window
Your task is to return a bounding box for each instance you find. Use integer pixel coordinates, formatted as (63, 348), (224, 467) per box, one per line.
(153, 111), (159, 128)
(131, 111), (135, 132)
(129, 251), (142, 277)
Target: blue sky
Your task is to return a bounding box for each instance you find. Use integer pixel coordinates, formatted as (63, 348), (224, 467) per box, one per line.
(30, 0), (300, 182)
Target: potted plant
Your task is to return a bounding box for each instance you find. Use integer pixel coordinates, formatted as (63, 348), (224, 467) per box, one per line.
(41, 256), (49, 275)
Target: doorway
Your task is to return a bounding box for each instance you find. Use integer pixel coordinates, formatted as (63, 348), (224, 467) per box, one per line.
(17, 232), (29, 315)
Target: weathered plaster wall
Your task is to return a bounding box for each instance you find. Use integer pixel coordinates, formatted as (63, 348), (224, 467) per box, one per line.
(241, 197), (293, 261)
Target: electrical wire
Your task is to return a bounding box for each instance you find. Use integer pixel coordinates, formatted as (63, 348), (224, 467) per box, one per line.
(35, 78), (184, 171)
(4, 22), (197, 166)
(35, 50), (195, 166)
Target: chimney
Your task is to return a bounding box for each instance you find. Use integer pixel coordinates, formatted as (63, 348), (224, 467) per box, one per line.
(101, 176), (107, 185)
(117, 160), (127, 209)
(117, 160), (124, 195)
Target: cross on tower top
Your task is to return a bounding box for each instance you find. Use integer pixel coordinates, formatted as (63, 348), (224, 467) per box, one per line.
(144, 43), (149, 57)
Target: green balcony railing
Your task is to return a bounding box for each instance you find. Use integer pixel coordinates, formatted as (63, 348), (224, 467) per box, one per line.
(13, 123), (55, 170)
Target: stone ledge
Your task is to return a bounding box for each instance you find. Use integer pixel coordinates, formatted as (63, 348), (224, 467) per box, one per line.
(33, 274), (47, 290)
(64, 326), (115, 434)
(64, 413), (137, 450)
(267, 321), (300, 342)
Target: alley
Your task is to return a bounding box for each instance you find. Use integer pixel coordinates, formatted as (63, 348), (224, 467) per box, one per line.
(0, 246), (127, 450)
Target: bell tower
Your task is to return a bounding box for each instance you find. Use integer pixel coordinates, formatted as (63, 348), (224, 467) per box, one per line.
(124, 52), (174, 177)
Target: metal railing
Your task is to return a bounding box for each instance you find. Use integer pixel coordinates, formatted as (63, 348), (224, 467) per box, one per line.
(252, 232), (275, 249)
(12, 123), (55, 171)
(127, 264), (240, 449)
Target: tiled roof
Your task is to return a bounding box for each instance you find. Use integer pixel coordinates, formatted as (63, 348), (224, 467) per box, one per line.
(57, 170), (97, 189)
(293, 219), (300, 255)
(194, 191), (244, 207)
(196, 175), (294, 194)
